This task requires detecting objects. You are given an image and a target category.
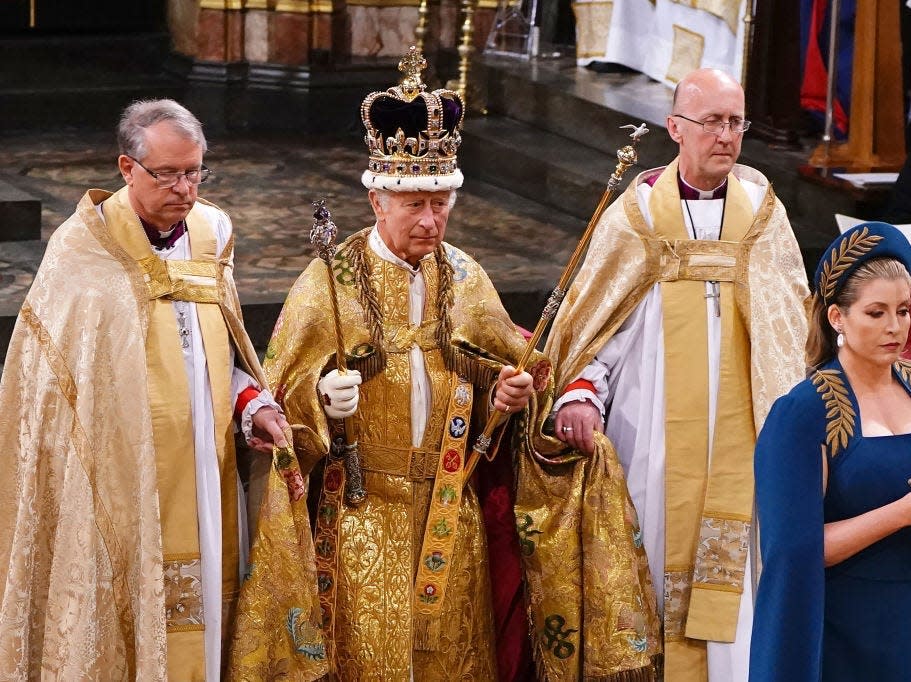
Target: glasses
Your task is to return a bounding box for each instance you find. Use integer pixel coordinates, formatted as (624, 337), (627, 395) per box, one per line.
(129, 156), (212, 188)
(672, 114), (751, 135)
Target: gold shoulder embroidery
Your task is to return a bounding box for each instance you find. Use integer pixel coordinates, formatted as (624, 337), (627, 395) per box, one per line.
(812, 369), (856, 457)
(819, 227), (883, 302)
(895, 359), (911, 386)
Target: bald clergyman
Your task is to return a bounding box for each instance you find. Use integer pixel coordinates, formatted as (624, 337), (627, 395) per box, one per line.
(545, 68), (810, 682)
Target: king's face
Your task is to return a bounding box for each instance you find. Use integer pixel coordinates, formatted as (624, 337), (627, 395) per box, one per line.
(371, 190), (452, 267)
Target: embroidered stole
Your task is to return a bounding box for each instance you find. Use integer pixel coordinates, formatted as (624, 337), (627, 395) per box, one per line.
(648, 160), (756, 680)
(104, 187), (239, 679)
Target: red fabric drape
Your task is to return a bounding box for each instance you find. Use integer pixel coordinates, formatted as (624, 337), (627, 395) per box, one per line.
(476, 444), (535, 681)
(801, 0), (849, 134)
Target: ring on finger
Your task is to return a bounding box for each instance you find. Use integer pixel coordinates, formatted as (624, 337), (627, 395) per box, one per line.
(561, 425), (573, 433)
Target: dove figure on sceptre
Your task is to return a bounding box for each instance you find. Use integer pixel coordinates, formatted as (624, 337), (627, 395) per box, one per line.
(621, 123), (650, 141)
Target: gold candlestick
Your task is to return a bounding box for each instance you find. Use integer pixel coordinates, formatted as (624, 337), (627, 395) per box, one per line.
(415, 0), (430, 53)
(455, 0), (477, 106)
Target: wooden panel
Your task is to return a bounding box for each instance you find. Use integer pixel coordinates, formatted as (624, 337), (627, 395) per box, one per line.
(810, 0), (906, 171)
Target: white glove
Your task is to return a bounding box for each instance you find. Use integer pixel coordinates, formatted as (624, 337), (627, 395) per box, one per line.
(317, 369), (362, 420)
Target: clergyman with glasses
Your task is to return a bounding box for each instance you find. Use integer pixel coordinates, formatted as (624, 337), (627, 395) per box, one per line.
(545, 68), (810, 681)
(0, 98), (288, 680)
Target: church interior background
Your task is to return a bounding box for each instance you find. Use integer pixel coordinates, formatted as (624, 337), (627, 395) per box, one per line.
(0, 0), (908, 359)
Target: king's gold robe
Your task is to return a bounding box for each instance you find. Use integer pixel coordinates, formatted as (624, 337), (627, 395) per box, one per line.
(228, 227), (662, 681)
(0, 188), (267, 680)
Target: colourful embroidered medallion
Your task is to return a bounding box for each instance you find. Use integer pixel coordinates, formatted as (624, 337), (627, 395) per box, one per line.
(449, 416), (467, 438)
(442, 449), (461, 472)
(275, 445), (306, 502)
(454, 384), (470, 407)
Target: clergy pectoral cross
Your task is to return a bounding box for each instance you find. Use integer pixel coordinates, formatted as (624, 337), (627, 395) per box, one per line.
(177, 308), (191, 349)
(705, 281), (721, 317)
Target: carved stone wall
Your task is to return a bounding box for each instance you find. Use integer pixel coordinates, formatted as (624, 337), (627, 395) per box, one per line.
(164, 0), (493, 131)
(167, 0), (492, 65)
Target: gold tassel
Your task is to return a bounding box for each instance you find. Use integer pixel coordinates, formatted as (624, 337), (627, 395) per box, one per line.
(413, 615), (442, 651)
(446, 345), (500, 388)
(344, 230), (388, 382)
(582, 660), (659, 681)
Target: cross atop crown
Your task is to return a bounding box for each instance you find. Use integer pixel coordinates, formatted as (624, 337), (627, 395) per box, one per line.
(398, 46), (427, 102)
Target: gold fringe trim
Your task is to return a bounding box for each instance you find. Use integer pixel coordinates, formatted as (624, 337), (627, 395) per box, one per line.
(345, 231), (388, 383)
(583, 659), (660, 682)
(342, 233), (504, 387)
(348, 350), (385, 383)
(446, 345), (500, 388)
(413, 614), (442, 651)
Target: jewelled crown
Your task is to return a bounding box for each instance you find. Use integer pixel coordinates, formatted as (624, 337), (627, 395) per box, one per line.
(361, 46), (465, 192)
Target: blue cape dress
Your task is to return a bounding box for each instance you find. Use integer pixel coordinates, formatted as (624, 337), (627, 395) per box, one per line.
(751, 358), (911, 681)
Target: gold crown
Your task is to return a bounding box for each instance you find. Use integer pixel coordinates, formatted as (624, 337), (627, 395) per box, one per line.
(360, 46), (465, 191)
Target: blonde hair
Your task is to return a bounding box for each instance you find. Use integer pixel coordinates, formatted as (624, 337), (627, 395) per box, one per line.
(806, 257), (911, 368)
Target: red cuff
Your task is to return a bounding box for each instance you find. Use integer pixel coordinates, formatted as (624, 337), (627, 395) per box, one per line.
(234, 387), (261, 422)
(562, 379), (596, 395)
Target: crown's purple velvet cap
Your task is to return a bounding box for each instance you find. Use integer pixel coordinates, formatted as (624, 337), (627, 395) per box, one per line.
(367, 92), (462, 139)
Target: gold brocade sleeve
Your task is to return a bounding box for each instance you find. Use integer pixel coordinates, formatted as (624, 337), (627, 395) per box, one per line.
(543, 181), (654, 397)
(226, 441), (328, 681)
(742, 196), (811, 429)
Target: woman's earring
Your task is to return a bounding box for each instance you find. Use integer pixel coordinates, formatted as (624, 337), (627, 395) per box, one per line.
(836, 331), (845, 348)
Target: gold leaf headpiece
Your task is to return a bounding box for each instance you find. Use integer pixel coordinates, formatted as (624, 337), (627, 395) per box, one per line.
(817, 227), (882, 304)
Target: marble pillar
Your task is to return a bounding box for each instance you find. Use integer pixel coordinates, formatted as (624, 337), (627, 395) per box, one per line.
(244, 8), (270, 63)
(196, 5), (245, 62)
(348, 3), (419, 57)
(168, 0), (201, 57)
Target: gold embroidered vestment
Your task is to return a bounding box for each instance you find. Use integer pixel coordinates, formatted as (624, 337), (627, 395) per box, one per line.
(230, 229), (663, 681)
(0, 188), (266, 680)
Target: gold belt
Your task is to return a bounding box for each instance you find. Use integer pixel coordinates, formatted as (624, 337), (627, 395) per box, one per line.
(358, 442), (440, 480)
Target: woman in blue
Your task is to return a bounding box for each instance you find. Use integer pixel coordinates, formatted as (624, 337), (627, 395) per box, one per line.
(750, 222), (911, 681)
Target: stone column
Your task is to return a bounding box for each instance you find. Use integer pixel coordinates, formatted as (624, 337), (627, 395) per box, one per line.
(168, 0), (201, 57)
(347, 0), (419, 57)
(197, 0), (245, 62)
(243, 0), (271, 64)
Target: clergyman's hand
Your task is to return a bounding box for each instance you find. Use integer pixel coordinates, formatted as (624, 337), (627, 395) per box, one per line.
(249, 406), (290, 454)
(554, 400), (603, 455)
(494, 365), (534, 415)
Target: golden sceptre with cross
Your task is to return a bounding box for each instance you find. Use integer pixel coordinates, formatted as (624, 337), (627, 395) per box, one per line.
(311, 200), (367, 507)
(462, 124), (649, 485)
